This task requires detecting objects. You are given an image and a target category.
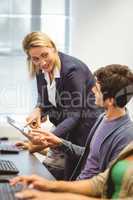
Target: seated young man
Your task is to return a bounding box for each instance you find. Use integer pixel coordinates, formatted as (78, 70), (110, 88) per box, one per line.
(11, 141), (133, 200)
(16, 64), (133, 180)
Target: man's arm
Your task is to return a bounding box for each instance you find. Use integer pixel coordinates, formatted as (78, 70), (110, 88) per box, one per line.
(58, 139), (85, 159)
(11, 171), (107, 197)
(15, 190), (102, 200)
(49, 171), (106, 197)
(27, 129), (85, 159)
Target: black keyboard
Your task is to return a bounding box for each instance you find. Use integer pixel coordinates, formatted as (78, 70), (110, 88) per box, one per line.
(0, 160), (19, 174)
(0, 144), (19, 154)
(0, 182), (23, 200)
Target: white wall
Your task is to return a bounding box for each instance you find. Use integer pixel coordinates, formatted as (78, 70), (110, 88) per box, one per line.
(70, 0), (133, 119)
(70, 0), (133, 71)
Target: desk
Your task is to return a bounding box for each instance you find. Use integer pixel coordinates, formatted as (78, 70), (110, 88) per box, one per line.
(0, 149), (55, 180)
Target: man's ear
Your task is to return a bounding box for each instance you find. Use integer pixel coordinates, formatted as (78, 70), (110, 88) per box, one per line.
(107, 98), (115, 106)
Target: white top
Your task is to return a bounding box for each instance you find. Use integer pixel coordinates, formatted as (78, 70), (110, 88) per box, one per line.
(43, 67), (60, 107)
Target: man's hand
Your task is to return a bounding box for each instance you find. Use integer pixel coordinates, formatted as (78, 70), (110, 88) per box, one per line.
(15, 141), (47, 153)
(27, 129), (62, 148)
(10, 175), (54, 191)
(15, 141), (30, 150)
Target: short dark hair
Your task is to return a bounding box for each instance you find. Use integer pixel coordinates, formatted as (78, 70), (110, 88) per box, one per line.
(94, 64), (133, 107)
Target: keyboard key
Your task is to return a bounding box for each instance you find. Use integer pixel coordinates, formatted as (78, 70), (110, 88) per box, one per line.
(0, 160), (19, 174)
(0, 144), (19, 154)
(0, 183), (23, 200)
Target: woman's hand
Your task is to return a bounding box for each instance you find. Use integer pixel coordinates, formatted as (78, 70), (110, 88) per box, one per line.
(26, 108), (42, 128)
(28, 129), (62, 148)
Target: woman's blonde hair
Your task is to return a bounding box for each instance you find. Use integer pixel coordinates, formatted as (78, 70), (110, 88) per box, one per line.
(23, 32), (60, 78)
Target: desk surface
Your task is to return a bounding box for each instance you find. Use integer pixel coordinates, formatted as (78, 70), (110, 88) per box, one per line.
(0, 148), (55, 180)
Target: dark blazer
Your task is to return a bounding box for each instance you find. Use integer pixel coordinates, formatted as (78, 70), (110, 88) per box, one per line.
(36, 52), (101, 147)
(36, 52), (103, 179)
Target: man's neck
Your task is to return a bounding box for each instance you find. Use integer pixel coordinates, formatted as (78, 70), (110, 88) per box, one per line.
(105, 107), (126, 120)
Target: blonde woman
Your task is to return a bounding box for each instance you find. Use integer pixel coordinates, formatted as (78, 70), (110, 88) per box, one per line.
(19, 32), (101, 180)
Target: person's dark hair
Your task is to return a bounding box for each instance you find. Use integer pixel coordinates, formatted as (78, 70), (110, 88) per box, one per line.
(94, 64), (133, 107)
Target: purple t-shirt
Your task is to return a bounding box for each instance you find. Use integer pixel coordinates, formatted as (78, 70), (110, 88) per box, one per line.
(78, 116), (121, 179)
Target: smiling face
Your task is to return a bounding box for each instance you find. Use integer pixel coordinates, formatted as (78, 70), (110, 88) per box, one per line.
(29, 46), (57, 73)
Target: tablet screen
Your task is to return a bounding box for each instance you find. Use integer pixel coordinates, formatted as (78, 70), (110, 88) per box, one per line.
(6, 116), (31, 139)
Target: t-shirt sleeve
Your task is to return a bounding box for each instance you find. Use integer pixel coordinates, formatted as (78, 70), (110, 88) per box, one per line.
(88, 169), (108, 197)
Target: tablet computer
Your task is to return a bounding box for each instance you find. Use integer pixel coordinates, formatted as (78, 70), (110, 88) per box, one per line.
(6, 116), (31, 140)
